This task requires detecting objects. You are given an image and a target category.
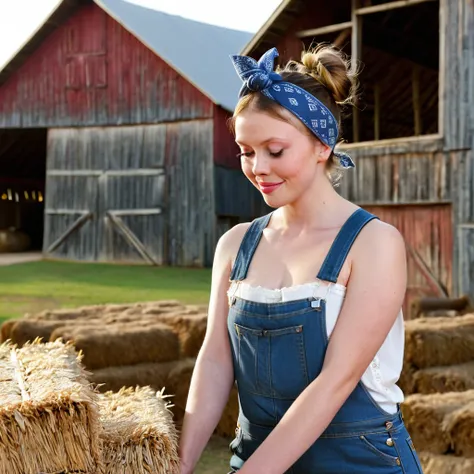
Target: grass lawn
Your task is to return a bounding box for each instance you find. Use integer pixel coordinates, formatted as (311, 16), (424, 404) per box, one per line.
(0, 260), (212, 322)
(0, 259), (235, 472)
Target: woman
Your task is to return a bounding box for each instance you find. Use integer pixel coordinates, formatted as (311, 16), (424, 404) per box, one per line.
(178, 45), (423, 473)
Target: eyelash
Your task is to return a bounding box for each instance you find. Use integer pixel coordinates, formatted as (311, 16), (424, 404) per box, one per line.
(236, 150), (284, 159)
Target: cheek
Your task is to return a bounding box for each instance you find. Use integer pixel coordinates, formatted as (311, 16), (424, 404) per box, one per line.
(241, 160), (256, 181)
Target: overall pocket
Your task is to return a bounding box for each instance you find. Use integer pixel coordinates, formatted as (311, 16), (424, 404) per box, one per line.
(358, 433), (401, 467)
(233, 323), (309, 399)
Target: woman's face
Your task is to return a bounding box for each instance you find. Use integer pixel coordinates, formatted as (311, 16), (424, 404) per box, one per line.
(234, 108), (328, 208)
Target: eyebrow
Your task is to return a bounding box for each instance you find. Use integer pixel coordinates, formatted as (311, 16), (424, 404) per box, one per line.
(236, 138), (289, 146)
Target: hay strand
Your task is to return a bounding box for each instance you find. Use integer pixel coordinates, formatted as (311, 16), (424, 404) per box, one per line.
(90, 361), (176, 394)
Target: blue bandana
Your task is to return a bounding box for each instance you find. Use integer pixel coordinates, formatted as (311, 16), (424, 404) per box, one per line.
(230, 47), (355, 169)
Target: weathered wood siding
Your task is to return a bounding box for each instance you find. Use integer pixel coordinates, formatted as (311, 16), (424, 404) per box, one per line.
(338, 137), (449, 204)
(0, 3), (213, 128)
(45, 122), (214, 266)
(339, 136), (473, 299)
(363, 203), (452, 317)
(213, 105), (240, 169)
(214, 166), (271, 219)
(442, 0), (474, 151)
(165, 120), (215, 267)
(441, 0), (474, 297)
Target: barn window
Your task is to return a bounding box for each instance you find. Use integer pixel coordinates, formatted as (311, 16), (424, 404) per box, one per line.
(296, 0), (439, 143)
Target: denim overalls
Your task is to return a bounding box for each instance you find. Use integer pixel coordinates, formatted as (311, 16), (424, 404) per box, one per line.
(227, 208), (423, 473)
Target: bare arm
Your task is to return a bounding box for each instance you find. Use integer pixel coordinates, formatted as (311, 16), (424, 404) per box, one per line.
(239, 221), (407, 474)
(178, 224), (249, 474)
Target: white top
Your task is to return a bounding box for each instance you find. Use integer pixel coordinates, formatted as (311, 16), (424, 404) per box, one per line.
(228, 280), (404, 414)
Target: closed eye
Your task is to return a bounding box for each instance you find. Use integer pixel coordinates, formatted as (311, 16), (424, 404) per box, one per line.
(270, 150), (283, 158)
(236, 151), (254, 158)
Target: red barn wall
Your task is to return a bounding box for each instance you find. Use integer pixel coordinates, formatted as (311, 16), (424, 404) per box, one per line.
(0, 3), (214, 128)
(213, 105), (240, 169)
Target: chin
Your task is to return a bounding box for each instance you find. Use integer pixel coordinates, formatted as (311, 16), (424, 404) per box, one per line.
(261, 193), (288, 209)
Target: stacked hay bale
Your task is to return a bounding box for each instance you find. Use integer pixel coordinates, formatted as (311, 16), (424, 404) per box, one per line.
(1, 300), (238, 437)
(0, 340), (102, 474)
(99, 386), (179, 474)
(0, 340), (179, 474)
(401, 314), (474, 473)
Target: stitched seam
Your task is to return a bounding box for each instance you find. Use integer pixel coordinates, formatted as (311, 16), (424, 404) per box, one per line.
(231, 306), (315, 318)
(321, 424), (404, 438)
(359, 435), (400, 466)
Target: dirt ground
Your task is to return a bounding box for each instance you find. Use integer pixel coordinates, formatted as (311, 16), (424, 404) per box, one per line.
(0, 252), (42, 266)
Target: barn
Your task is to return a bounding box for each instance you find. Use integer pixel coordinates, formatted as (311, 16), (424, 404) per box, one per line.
(0, 0), (267, 267)
(240, 0), (474, 312)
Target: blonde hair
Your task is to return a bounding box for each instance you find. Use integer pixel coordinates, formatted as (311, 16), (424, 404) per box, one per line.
(230, 44), (359, 185)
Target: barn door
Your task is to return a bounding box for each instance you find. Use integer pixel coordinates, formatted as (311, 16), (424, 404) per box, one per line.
(99, 125), (166, 264)
(44, 127), (166, 264)
(44, 130), (101, 261)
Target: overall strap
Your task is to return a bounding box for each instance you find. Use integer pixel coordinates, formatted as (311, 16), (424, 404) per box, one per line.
(317, 208), (378, 283)
(230, 213), (273, 281)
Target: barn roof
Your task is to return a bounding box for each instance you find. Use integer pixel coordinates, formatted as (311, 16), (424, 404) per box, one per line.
(0, 0), (252, 111)
(241, 0), (304, 56)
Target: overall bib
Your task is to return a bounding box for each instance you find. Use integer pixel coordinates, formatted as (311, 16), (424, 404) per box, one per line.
(227, 209), (423, 473)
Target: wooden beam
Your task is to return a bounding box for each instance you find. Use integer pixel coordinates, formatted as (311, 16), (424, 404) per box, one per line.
(107, 211), (158, 265)
(334, 28), (352, 48)
(405, 242), (449, 297)
(374, 83), (381, 140)
(351, 0), (362, 142)
(46, 212), (92, 253)
(296, 21), (353, 38)
(355, 0), (436, 16)
(412, 64), (422, 135)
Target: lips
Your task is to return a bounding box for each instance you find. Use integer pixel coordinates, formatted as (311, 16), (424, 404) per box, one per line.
(258, 181), (283, 194)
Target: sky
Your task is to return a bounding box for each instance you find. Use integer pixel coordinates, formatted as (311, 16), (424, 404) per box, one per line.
(0, 0), (282, 69)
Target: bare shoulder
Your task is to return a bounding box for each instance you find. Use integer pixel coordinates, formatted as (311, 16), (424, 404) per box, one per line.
(353, 217), (406, 260)
(214, 222), (252, 265)
(216, 222), (252, 254)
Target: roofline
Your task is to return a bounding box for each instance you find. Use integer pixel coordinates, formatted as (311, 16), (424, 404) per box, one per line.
(0, 0), (83, 85)
(94, 0), (231, 111)
(0, 0), (236, 111)
(240, 0), (294, 56)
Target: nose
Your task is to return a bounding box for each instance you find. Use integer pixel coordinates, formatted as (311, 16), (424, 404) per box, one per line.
(252, 153), (270, 176)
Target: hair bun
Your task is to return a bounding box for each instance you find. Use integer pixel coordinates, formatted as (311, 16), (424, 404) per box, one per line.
(300, 45), (357, 105)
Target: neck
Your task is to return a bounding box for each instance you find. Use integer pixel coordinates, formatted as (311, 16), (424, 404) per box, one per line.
(278, 170), (355, 230)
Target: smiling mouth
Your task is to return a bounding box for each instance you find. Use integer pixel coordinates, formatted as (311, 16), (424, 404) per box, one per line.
(258, 182), (283, 194)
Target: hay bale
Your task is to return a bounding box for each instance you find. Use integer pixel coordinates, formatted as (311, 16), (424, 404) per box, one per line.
(0, 340), (102, 474)
(51, 324), (180, 370)
(165, 358), (196, 426)
(0, 318), (17, 342)
(157, 313), (208, 358)
(99, 386), (179, 474)
(419, 452), (474, 474)
(404, 314), (474, 368)
(398, 360), (417, 395)
(412, 361), (474, 394)
(90, 361), (176, 394)
(402, 390), (474, 454)
(443, 401), (474, 457)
